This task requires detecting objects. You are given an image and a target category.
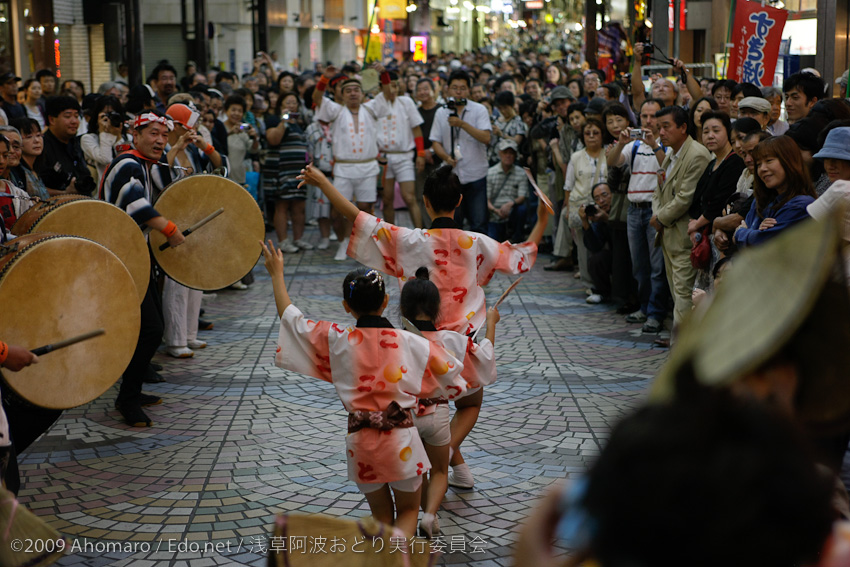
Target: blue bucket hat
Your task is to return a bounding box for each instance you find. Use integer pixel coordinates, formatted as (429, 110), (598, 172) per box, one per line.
(813, 127), (850, 161)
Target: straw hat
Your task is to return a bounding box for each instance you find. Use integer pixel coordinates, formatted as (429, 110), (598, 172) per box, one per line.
(651, 212), (850, 434)
(0, 487), (65, 567)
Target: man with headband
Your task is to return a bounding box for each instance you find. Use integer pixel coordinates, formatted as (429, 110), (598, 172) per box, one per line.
(312, 63), (394, 261)
(100, 109), (185, 427)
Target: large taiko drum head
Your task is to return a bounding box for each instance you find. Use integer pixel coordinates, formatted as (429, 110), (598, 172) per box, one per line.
(149, 174), (264, 291)
(12, 195), (150, 304)
(0, 234), (141, 409)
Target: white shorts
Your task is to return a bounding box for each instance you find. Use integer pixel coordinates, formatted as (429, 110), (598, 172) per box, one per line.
(335, 176), (377, 203)
(308, 183), (331, 219)
(412, 403), (451, 447)
(356, 475), (423, 494)
(384, 152), (416, 183)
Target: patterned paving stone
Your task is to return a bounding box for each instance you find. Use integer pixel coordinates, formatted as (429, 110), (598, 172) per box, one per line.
(16, 228), (667, 566)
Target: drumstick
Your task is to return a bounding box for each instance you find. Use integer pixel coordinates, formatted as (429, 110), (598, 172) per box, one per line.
(523, 168), (555, 214)
(469, 277), (524, 342)
(31, 329), (105, 356)
(493, 276), (524, 309)
(159, 207), (225, 251)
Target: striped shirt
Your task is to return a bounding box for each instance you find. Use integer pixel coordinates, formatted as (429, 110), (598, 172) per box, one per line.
(100, 152), (172, 225)
(623, 140), (671, 203)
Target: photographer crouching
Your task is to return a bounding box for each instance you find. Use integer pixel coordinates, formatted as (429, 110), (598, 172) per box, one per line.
(430, 70), (492, 233)
(580, 183), (615, 304)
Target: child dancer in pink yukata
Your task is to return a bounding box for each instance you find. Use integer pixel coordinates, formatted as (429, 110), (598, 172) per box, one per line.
(261, 241), (467, 537)
(298, 163), (549, 489)
(401, 267), (500, 538)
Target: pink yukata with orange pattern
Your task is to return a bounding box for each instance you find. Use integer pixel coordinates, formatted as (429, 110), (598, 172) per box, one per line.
(347, 211), (538, 335)
(416, 330), (497, 417)
(275, 305), (468, 485)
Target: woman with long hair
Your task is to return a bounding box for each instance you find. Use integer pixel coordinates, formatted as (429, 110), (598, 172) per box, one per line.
(20, 79), (45, 130)
(7, 118), (49, 199)
(733, 136), (816, 248)
(566, 77), (585, 102)
(544, 64), (565, 89)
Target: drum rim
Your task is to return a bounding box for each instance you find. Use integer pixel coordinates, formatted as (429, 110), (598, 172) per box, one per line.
(0, 234), (141, 409)
(149, 173), (264, 291)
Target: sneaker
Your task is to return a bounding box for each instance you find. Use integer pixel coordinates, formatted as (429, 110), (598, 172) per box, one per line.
(586, 294), (603, 304)
(317, 237), (330, 250)
(447, 462), (474, 489)
(116, 402), (152, 427)
(167, 346), (194, 358)
(279, 239), (299, 253)
(198, 319), (214, 331)
(573, 271), (581, 279)
(585, 288), (593, 297)
(187, 339), (207, 349)
(294, 239), (314, 250)
(334, 238), (349, 261)
(229, 281), (248, 290)
(329, 233), (339, 242)
(642, 318), (663, 334)
(138, 394), (162, 407)
(625, 310), (648, 324)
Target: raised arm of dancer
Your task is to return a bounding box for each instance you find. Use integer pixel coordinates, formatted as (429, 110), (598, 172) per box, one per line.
(261, 239), (292, 317)
(526, 199), (551, 246)
(298, 165), (360, 222)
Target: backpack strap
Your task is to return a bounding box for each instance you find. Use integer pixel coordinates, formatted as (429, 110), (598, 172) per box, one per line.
(630, 140), (640, 170)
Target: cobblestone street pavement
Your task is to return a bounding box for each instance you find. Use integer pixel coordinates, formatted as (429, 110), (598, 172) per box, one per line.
(18, 233), (670, 567)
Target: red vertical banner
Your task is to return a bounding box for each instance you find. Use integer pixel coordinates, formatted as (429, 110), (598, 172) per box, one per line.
(727, 0), (787, 86)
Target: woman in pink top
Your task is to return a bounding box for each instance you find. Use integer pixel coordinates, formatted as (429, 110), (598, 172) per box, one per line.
(298, 163), (549, 490)
(261, 241), (467, 537)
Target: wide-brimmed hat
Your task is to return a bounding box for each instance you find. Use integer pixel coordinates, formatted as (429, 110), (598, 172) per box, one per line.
(650, 212), (850, 435)
(813, 127), (850, 162)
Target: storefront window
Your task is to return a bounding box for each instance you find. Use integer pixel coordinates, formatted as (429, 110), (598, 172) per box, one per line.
(22, 0), (57, 74)
(0, 1), (13, 71)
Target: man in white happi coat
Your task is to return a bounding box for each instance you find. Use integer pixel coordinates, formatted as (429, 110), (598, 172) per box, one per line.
(377, 71), (427, 228)
(312, 63), (394, 260)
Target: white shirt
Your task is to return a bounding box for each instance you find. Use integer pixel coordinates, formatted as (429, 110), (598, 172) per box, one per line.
(378, 95), (423, 153)
(315, 94), (391, 178)
(430, 100), (491, 184)
(665, 146), (680, 181)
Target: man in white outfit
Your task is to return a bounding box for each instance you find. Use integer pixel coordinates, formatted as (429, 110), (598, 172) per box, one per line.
(312, 63), (394, 260)
(378, 71), (427, 227)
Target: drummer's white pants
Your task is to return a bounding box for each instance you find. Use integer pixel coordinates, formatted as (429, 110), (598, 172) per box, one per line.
(163, 278), (202, 347)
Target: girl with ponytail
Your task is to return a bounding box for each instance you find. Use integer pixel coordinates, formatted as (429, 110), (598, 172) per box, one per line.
(400, 267), (501, 537)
